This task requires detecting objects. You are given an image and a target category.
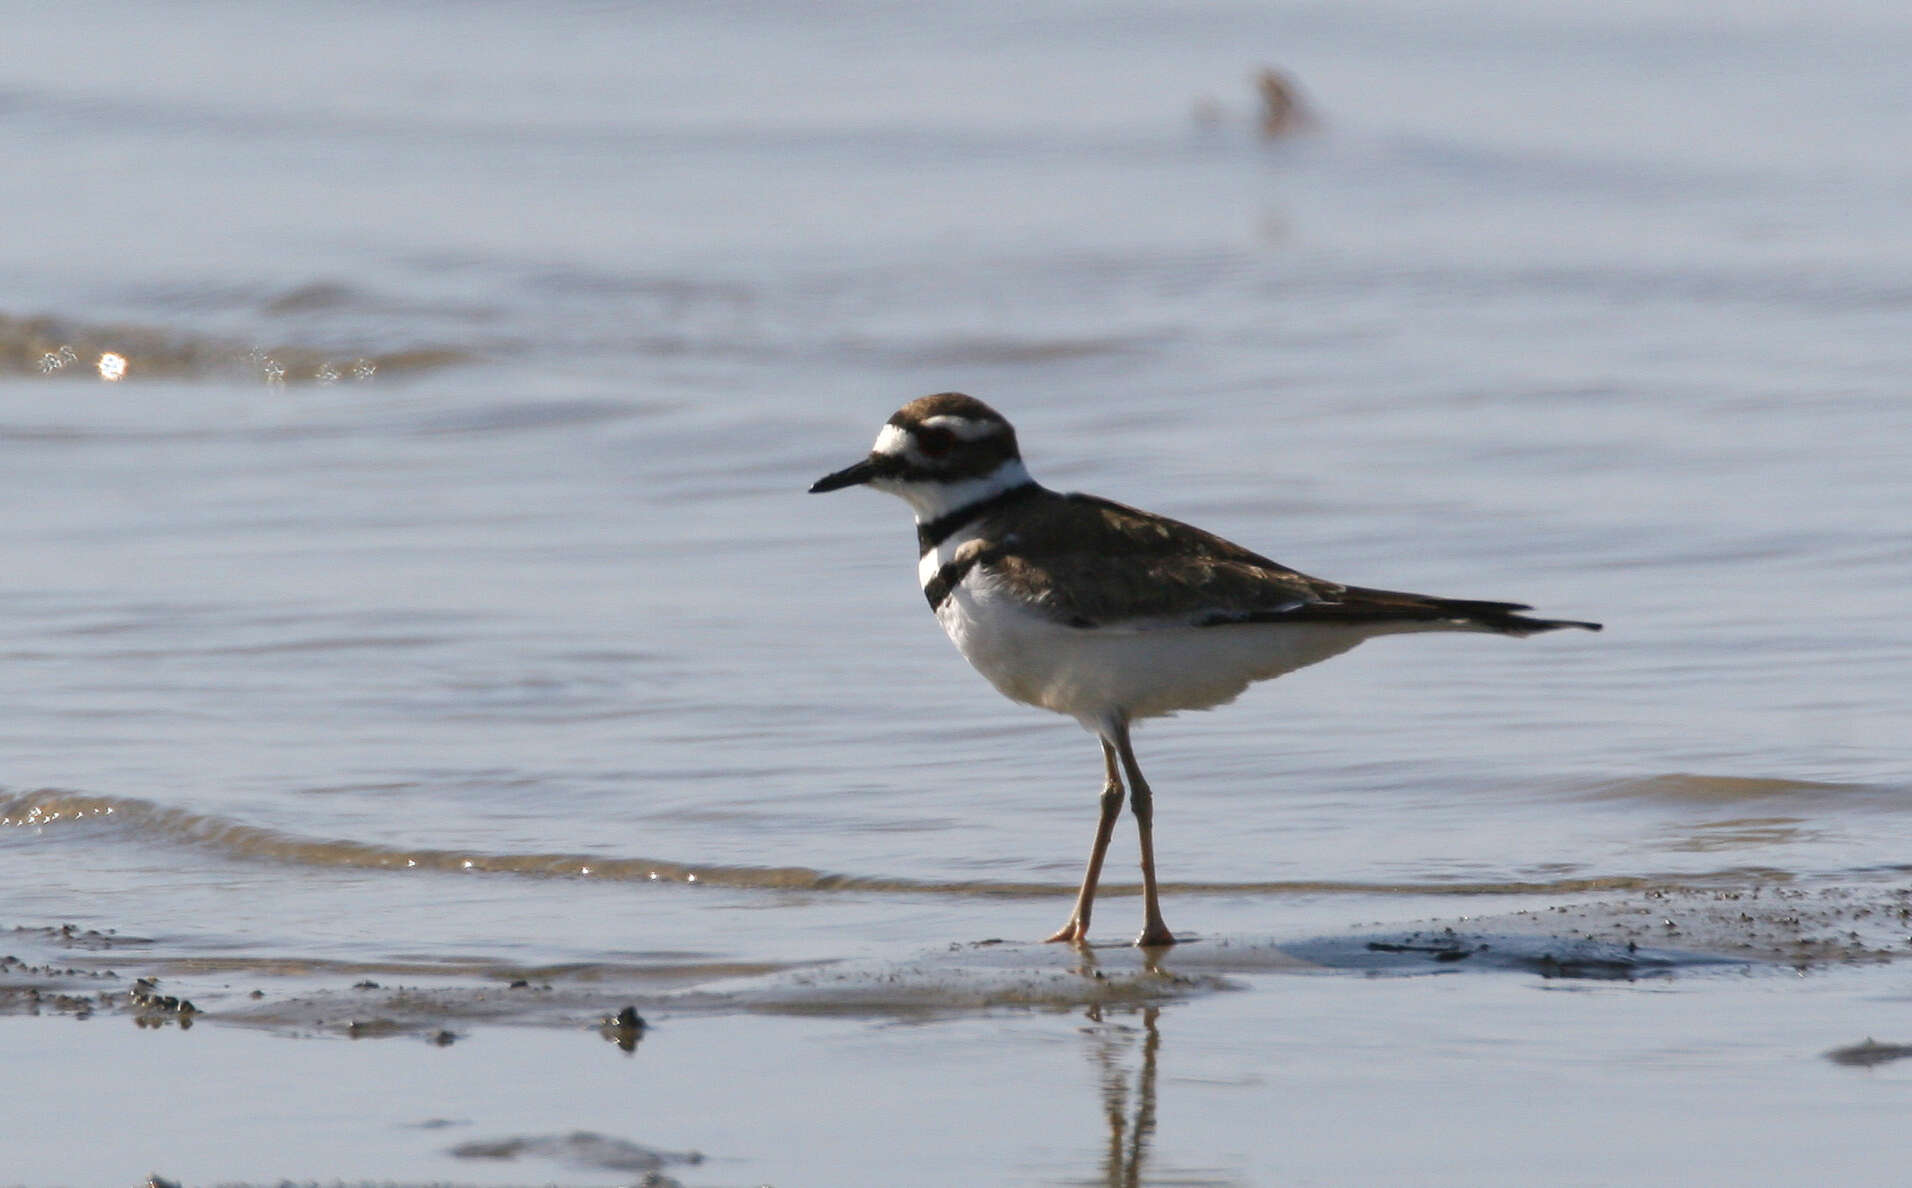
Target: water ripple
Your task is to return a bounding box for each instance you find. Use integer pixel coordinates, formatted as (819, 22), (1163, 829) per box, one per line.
(1, 788), (1802, 900)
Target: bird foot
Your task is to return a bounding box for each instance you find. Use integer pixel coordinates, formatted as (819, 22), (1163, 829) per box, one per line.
(1133, 924), (1178, 948)
(1044, 919), (1090, 944)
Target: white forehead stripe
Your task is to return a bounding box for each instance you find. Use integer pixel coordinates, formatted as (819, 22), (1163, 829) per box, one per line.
(872, 424), (909, 455)
(920, 414), (999, 441)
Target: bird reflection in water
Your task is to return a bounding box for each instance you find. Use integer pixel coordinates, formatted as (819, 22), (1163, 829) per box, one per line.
(1065, 949), (1245, 1188)
(1084, 1003), (1162, 1188)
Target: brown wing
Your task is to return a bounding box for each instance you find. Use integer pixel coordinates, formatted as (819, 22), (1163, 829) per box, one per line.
(974, 493), (1340, 628)
(976, 492), (1599, 635)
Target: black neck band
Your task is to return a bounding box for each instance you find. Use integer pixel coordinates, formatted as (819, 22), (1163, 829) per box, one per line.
(915, 481), (1040, 555)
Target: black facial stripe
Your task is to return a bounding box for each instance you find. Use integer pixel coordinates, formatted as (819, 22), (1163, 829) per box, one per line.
(915, 481), (1040, 555)
(889, 433), (1019, 483)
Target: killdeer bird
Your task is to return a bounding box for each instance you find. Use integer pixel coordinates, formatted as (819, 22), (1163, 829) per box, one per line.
(811, 393), (1600, 947)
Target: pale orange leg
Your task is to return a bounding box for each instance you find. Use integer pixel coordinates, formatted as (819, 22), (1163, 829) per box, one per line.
(1112, 722), (1177, 947)
(1045, 739), (1125, 944)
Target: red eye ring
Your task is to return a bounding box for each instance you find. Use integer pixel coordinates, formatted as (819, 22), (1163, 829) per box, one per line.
(916, 427), (955, 457)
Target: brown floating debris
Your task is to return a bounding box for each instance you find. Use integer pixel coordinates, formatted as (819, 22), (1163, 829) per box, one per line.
(1826, 1038), (1912, 1068)
(1257, 67), (1314, 138)
(449, 1130), (702, 1172)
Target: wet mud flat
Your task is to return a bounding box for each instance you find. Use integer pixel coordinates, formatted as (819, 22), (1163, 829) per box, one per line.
(9, 879), (1911, 1035)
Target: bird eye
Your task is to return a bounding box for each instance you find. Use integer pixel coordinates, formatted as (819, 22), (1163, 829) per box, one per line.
(916, 427), (955, 457)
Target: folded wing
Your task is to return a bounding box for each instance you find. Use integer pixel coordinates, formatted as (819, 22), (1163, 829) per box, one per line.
(981, 493), (1600, 636)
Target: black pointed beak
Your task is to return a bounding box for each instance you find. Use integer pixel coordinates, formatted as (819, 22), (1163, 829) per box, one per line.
(809, 455), (891, 493)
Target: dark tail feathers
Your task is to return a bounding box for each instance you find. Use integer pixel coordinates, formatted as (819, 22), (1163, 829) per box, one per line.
(1280, 587), (1604, 635)
(1433, 597), (1603, 637)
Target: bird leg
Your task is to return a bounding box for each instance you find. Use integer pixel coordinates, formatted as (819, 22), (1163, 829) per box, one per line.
(1112, 722), (1177, 947)
(1045, 739), (1125, 944)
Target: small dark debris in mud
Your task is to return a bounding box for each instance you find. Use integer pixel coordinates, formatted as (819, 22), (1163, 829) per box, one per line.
(1364, 938), (1490, 963)
(600, 1004), (648, 1052)
(5, 929), (138, 968)
(448, 1129), (703, 1173)
(1490, 884), (1912, 970)
(1294, 930), (1741, 981)
(144, 1174), (182, 1188)
(1826, 1039), (1912, 1068)
(353, 979), (382, 990)
(209, 974), (677, 1040)
(10, 923), (151, 952)
(131, 977), (198, 1022)
(3, 949), (148, 1021)
(1, 983), (116, 1020)
(429, 1028), (459, 1046)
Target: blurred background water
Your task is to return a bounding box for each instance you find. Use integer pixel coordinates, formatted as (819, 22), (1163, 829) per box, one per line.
(2, 0), (1909, 974)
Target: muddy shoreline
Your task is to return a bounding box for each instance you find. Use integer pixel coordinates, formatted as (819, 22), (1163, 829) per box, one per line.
(9, 883), (1912, 1188)
(11, 881), (1910, 1041)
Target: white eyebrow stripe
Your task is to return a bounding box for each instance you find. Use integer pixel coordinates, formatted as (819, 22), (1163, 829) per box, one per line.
(919, 414), (999, 441)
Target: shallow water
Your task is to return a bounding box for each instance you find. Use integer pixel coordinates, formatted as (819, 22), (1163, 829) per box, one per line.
(3, 0), (1911, 1183)
(7, 951), (1912, 1187)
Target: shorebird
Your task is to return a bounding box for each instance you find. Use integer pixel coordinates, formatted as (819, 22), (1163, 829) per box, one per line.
(811, 393), (1599, 946)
